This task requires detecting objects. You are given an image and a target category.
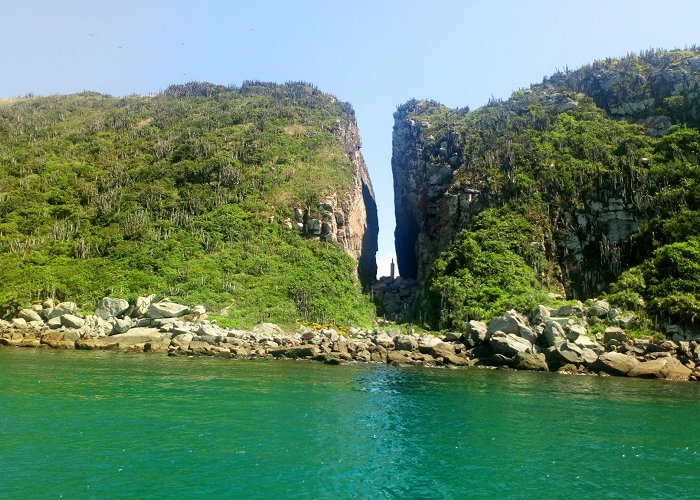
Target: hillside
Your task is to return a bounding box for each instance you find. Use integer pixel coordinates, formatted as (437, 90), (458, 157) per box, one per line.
(390, 48), (700, 331)
(0, 81), (378, 327)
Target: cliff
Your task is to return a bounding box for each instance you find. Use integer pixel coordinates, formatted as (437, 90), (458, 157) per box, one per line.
(392, 48), (700, 329)
(0, 81), (377, 327)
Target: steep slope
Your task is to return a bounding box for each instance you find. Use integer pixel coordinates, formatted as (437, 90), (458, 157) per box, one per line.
(0, 81), (377, 327)
(392, 48), (700, 329)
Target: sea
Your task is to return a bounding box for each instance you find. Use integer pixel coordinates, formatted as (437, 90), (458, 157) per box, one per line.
(2, 348), (700, 499)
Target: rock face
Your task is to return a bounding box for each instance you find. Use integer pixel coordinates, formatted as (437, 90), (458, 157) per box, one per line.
(391, 49), (700, 301)
(301, 119), (378, 289)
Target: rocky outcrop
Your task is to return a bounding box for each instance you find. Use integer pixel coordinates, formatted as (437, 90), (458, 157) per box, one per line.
(3, 296), (699, 382)
(300, 118), (378, 289)
(391, 49), (700, 300)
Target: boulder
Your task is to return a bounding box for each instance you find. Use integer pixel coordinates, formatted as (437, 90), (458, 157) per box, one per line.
(171, 333), (194, 349)
(418, 335), (443, 353)
(109, 328), (163, 346)
(372, 332), (395, 349)
(587, 300), (610, 318)
(47, 317), (63, 329)
(590, 352), (639, 376)
(604, 327), (628, 344)
(531, 305), (552, 325)
(110, 317), (131, 335)
(663, 358), (693, 381)
(542, 320), (567, 347)
(487, 310), (535, 341)
(147, 301), (190, 319)
(573, 334), (605, 354)
(513, 352), (549, 371)
(556, 301), (584, 317)
(134, 295), (155, 317)
(11, 318), (27, 327)
(268, 345), (318, 358)
(444, 331), (463, 342)
(489, 332), (533, 358)
(48, 302), (77, 319)
(95, 297), (130, 320)
(394, 335), (418, 351)
(441, 353), (470, 366)
(465, 320), (488, 347)
(554, 341), (586, 366)
(18, 309), (43, 323)
(565, 323), (587, 342)
(60, 314), (85, 329)
(628, 358), (670, 379)
(428, 342), (456, 359)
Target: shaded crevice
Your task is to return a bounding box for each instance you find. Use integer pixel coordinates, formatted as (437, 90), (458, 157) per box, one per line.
(358, 182), (378, 290)
(394, 215), (418, 280)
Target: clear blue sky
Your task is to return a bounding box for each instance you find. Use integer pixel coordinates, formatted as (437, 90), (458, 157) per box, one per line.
(2, 0), (699, 276)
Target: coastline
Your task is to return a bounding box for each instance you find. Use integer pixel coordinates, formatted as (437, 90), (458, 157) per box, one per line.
(2, 296), (699, 382)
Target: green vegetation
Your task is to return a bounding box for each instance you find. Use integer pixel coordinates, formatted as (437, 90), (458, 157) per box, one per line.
(425, 209), (548, 328)
(402, 48), (700, 331)
(0, 81), (374, 328)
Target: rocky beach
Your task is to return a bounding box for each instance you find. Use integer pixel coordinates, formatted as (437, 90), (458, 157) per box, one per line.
(2, 295), (699, 382)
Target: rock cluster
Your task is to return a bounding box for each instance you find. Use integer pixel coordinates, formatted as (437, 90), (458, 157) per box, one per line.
(371, 276), (418, 322)
(2, 297), (699, 382)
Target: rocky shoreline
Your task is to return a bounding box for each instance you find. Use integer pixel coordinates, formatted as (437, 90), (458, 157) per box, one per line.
(2, 296), (699, 382)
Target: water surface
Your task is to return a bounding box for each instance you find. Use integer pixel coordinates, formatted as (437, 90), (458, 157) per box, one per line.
(2, 349), (699, 498)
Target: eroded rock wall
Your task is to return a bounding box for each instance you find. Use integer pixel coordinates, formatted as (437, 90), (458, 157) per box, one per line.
(301, 118), (378, 289)
(392, 49), (700, 300)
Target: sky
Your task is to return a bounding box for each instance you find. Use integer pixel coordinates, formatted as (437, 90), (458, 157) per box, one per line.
(2, 0), (700, 277)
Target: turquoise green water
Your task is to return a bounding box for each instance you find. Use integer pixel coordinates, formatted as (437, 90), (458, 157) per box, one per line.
(1, 349), (700, 499)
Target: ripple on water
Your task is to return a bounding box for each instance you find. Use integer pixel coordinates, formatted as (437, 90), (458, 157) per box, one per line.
(1, 350), (700, 498)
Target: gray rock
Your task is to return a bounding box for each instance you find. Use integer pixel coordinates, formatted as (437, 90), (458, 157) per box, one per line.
(604, 327), (628, 344)
(18, 309), (43, 323)
(11, 318), (26, 327)
(134, 295), (155, 317)
(110, 318), (131, 335)
(394, 335), (418, 351)
(465, 320), (488, 347)
(171, 333), (194, 349)
(192, 305), (207, 316)
(268, 345), (319, 358)
(147, 301), (190, 319)
(418, 334), (443, 352)
(543, 320), (567, 347)
(372, 332), (395, 348)
(513, 351), (548, 371)
(587, 300), (610, 318)
(590, 352), (640, 376)
(42, 298), (55, 309)
(489, 332), (533, 358)
(531, 305), (552, 325)
(573, 335), (605, 354)
(581, 348), (599, 364)
(487, 310), (532, 339)
(428, 342), (456, 358)
(60, 314), (85, 329)
(109, 328), (163, 345)
(628, 358), (670, 379)
(47, 317), (63, 329)
(556, 301), (584, 317)
(554, 341), (585, 365)
(95, 297), (130, 320)
(444, 331), (463, 342)
(48, 302), (77, 319)
(566, 323), (587, 341)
